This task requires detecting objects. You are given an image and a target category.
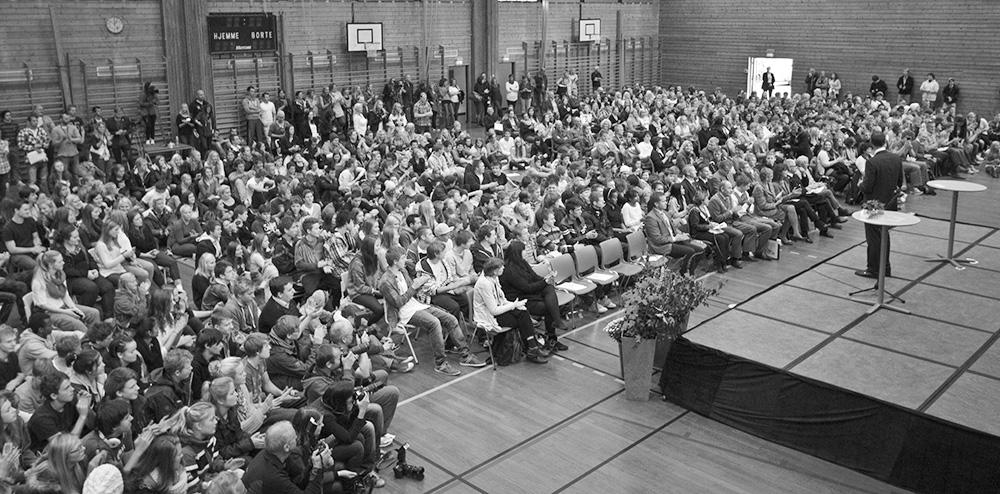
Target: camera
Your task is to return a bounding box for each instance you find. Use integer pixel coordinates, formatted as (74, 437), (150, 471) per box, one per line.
(393, 443), (424, 481)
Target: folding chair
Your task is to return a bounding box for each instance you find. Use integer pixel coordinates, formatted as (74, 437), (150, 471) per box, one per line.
(599, 238), (643, 292)
(574, 245), (619, 288)
(384, 301), (421, 365)
(625, 230), (666, 268)
(549, 253), (597, 318)
(467, 291), (512, 371)
(531, 262), (577, 309)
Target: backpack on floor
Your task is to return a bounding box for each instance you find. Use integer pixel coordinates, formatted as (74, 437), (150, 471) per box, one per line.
(492, 331), (524, 366)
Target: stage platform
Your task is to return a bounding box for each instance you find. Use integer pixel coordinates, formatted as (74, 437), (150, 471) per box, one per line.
(661, 174), (1000, 494)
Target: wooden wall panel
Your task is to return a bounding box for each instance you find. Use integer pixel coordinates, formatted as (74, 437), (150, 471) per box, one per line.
(206, 0), (472, 63)
(0, 0), (165, 66)
(498, 0), (660, 59)
(659, 0), (1000, 114)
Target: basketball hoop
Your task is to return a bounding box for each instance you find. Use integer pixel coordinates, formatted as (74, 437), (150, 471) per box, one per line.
(365, 43), (379, 59)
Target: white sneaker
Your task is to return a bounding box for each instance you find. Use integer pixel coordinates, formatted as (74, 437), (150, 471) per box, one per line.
(600, 297), (617, 309)
(898, 193), (907, 203)
(595, 303), (608, 314)
(379, 434), (395, 448)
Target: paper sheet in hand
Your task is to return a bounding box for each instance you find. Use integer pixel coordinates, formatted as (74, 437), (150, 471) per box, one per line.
(27, 150), (46, 164)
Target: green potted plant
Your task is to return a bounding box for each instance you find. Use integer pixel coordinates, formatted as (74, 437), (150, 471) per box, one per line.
(606, 265), (720, 401)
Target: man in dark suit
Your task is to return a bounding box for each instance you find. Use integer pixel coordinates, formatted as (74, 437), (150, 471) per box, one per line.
(896, 69), (914, 104)
(857, 132), (903, 278)
(762, 67), (776, 98)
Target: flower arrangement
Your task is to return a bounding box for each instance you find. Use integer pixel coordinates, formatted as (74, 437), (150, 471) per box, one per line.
(605, 265), (721, 343)
(862, 199), (885, 218)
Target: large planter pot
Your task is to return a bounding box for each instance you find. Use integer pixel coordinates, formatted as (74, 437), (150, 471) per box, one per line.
(619, 337), (656, 401)
(654, 313), (689, 372)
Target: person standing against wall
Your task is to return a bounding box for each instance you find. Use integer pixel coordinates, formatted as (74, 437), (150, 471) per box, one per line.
(505, 74), (519, 116)
(138, 82), (160, 145)
(920, 73), (939, 110)
(241, 85), (264, 146)
(896, 68), (914, 104)
(761, 67), (775, 98)
(591, 65), (602, 93)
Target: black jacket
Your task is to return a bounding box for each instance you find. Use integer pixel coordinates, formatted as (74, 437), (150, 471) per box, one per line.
(143, 368), (191, 422)
(861, 149), (904, 210)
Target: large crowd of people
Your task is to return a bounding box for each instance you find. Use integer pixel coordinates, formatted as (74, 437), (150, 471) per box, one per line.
(0, 63), (999, 493)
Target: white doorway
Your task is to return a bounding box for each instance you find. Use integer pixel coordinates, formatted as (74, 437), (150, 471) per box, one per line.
(747, 57), (793, 99)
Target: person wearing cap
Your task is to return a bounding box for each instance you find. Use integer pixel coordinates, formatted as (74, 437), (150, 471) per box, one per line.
(380, 246), (483, 376)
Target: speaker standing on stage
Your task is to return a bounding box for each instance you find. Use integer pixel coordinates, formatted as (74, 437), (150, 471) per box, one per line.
(856, 132), (903, 279)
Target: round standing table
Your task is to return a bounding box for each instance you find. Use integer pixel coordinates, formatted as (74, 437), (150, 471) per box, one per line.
(851, 210), (920, 315)
(925, 180), (988, 270)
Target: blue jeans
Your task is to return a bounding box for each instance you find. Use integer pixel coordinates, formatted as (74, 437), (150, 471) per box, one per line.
(407, 304), (468, 364)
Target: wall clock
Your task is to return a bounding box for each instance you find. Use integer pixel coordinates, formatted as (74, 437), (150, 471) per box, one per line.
(106, 16), (125, 34)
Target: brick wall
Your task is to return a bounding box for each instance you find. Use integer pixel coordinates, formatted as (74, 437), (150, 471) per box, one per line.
(659, 0), (1000, 114)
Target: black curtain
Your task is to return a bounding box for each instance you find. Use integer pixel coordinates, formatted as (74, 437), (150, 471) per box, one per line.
(660, 337), (1000, 494)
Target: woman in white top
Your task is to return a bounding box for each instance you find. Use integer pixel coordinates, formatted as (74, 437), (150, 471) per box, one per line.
(93, 219), (152, 285)
(31, 250), (101, 334)
(621, 189), (645, 232)
(352, 102), (368, 135)
(505, 74), (519, 113)
(472, 257), (547, 363)
(919, 73), (939, 109)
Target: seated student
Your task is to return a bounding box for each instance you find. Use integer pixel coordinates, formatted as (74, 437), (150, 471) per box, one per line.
(266, 315), (327, 391)
(80, 398), (132, 464)
(17, 313), (57, 377)
(143, 349), (193, 423)
(191, 328), (226, 401)
(30, 250), (101, 334)
(242, 420), (333, 494)
(687, 189), (744, 272)
(205, 376), (261, 461)
(179, 401), (231, 490)
(380, 246), (484, 377)
(27, 371), (90, 452)
(2, 200), (45, 274)
(416, 241), (471, 325)
(346, 238), (386, 328)
(202, 260), (237, 311)
(295, 218), (341, 309)
(474, 257), (549, 364)
(644, 191), (705, 274)
(499, 240), (570, 352)
(470, 224), (503, 274)
(102, 367), (146, 436)
(220, 277), (261, 335)
(0, 326), (23, 391)
(309, 381), (379, 473)
(258, 276), (300, 334)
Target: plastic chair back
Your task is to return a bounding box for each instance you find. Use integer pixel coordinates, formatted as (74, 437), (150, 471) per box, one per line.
(626, 231), (647, 261)
(599, 238), (624, 269)
(574, 245), (599, 276)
